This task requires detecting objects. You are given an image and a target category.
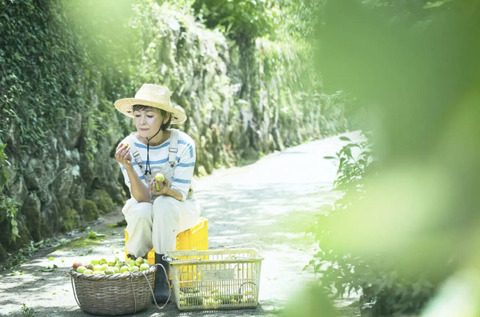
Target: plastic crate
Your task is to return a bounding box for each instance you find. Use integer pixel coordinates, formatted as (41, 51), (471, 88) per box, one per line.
(125, 217), (208, 264)
(166, 248), (263, 311)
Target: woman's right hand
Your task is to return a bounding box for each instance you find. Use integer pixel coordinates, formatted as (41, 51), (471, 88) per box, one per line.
(115, 143), (132, 168)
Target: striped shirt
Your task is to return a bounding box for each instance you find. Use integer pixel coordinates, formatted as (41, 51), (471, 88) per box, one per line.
(119, 129), (196, 201)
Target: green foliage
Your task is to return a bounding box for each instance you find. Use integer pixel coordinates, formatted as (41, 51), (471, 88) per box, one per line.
(61, 207), (79, 232)
(82, 199), (99, 221)
(308, 0), (480, 315)
(0, 197), (20, 243)
(91, 189), (114, 214)
(331, 135), (372, 198)
(0, 139), (9, 191)
(22, 303), (35, 317)
(255, 36), (348, 145)
(192, 0), (279, 43)
(59, 0), (139, 75)
(0, 0), (85, 149)
(276, 0), (326, 38)
(309, 136), (436, 314)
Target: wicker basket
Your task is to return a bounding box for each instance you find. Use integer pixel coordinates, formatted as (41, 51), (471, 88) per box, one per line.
(166, 248), (263, 311)
(69, 266), (156, 316)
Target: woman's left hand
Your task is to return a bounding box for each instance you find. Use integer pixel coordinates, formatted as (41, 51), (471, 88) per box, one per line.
(150, 177), (170, 196)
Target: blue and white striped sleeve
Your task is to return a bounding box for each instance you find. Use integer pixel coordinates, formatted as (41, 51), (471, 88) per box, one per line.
(171, 136), (196, 200)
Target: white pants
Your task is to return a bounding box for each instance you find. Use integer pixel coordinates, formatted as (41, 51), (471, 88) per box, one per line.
(122, 196), (200, 257)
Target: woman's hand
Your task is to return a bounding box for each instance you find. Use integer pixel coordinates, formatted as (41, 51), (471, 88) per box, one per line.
(115, 143), (132, 168)
(150, 177), (170, 195)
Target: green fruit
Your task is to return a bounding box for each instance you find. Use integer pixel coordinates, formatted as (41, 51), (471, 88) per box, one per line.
(83, 269), (94, 275)
(105, 268), (115, 275)
(154, 173), (165, 190)
(135, 257), (144, 266)
(93, 264), (102, 271)
(107, 260), (116, 266)
(127, 259), (136, 267)
(112, 267), (120, 274)
(76, 266), (87, 273)
(120, 266), (129, 273)
(90, 259), (99, 266)
(94, 270), (105, 275)
(85, 264), (94, 270)
(99, 258), (107, 265)
(139, 263), (150, 271)
(129, 266), (139, 272)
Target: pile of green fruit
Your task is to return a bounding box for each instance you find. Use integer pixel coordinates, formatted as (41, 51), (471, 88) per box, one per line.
(177, 287), (256, 308)
(72, 257), (151, 275)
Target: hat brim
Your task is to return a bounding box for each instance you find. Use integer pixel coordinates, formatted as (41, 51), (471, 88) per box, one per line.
(114, 98), (187, 124)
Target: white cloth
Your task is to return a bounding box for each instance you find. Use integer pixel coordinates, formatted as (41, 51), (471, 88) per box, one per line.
(118, 129), (200, 256)
(122, 196), (200, 256)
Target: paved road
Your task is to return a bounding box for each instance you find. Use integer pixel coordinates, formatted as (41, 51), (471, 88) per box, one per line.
(0, 131), (362, 317)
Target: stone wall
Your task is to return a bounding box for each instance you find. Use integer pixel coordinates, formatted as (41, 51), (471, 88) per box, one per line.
(0, 1), (348, 260)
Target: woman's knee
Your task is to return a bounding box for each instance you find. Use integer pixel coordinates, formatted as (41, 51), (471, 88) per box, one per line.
(153, 196), (178, 210)
(153, 196), (180, 221)
(126, 202), (153, 223)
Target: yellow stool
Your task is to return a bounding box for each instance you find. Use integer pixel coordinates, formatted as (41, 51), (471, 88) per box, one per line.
(124, 217), (208, 264)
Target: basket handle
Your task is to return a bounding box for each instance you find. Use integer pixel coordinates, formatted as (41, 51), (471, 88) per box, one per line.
(129, 272), (139, 313)
(69, 272), (82, 309)
(143, 263), (171, 310)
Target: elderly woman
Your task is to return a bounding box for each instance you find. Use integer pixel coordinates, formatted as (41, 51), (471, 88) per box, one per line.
(114, 84), (200, 304)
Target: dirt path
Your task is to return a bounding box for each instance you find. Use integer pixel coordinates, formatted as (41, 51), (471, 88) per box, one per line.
(0, 131), (362, 317)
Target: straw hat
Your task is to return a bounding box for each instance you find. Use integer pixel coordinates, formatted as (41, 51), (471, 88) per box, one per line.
(114, 84), (186, 124)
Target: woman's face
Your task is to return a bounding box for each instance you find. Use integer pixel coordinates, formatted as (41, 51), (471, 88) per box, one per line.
(133, 107), (165, 139)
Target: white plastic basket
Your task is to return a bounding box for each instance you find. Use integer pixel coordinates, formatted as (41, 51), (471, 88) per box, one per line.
(165, 248), (263, 311)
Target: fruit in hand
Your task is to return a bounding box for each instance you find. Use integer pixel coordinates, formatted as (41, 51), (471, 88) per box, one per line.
(154, 173), (165, 191)
(121, 142), (129, 148)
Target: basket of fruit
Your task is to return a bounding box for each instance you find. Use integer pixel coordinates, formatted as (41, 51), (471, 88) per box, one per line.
(166, 248), (263, 311)
(69, 257), (155, 316)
